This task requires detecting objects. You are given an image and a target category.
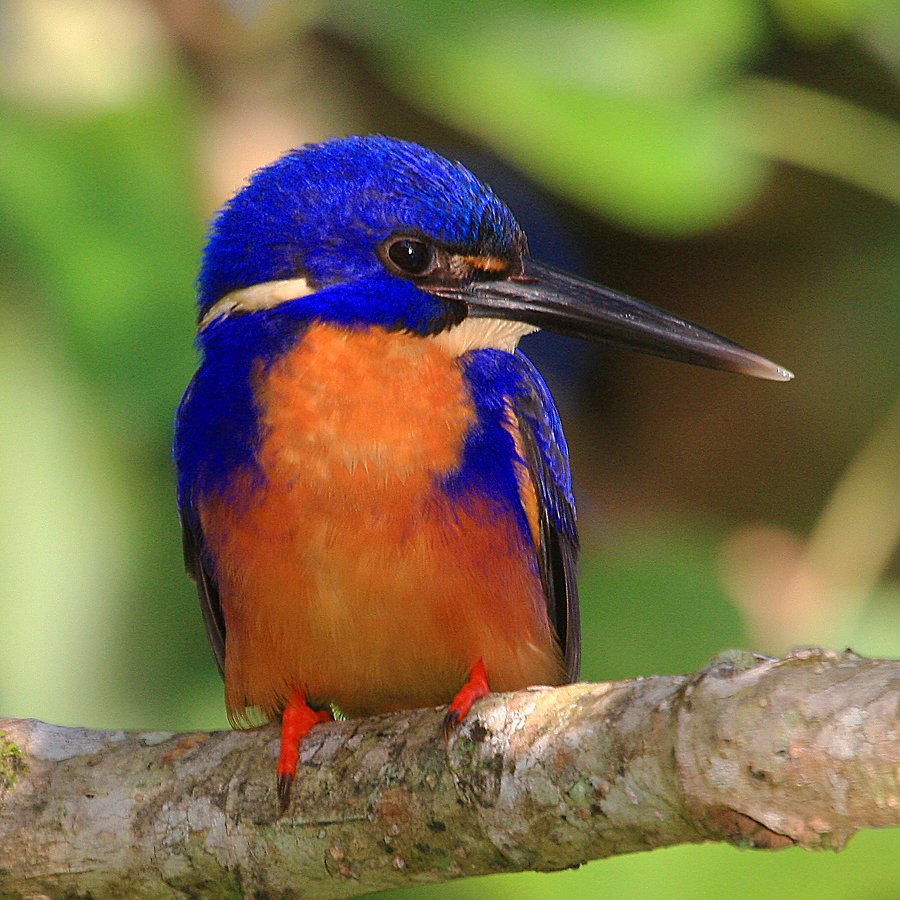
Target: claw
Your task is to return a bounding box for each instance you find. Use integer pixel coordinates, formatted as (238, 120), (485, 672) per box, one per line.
(276, 689), (333, 813)
(276, 771), (294, 813)
(443, 659), (490, 739)
(442, 709), (460, 742)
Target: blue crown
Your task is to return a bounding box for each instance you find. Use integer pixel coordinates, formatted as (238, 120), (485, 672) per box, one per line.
(197, 135), (526, 319)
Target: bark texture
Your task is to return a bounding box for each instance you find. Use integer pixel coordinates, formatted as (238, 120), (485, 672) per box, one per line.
(1, 648), (899, 899)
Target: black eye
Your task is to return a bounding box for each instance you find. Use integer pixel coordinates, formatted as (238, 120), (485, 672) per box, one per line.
(387, 238), (434, 276)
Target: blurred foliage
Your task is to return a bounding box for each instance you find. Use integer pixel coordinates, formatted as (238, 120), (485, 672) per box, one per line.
(329, 0), (775, 234)
(1, 0), (900, 898)
(0, 77), (221, 729)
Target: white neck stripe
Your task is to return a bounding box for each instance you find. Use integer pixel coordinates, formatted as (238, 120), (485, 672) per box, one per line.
(197, 277), (536, 356)
(198, 276), (316, 330)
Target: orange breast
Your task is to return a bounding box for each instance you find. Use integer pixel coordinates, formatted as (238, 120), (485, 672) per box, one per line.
(199, 322), (564, 723)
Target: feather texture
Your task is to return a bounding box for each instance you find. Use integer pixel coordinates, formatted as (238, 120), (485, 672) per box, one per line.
(175, 135), (581, 727)
(185, 323), (567, 722)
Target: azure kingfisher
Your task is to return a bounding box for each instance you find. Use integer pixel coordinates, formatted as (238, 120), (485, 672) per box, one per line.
(174, 135), (791, 810)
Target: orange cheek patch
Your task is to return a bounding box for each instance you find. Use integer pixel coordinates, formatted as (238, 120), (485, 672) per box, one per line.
(452, 254), (510, 274)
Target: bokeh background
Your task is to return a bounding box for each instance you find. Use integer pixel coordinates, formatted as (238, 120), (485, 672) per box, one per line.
(2, 0), (900, 897)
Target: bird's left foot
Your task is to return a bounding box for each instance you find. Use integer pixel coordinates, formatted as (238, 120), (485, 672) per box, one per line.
(443, 658), (490, 739)
(276, 689), (333, 813)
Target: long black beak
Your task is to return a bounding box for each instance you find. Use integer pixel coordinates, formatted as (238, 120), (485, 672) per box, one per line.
(435, 259), (792, 381)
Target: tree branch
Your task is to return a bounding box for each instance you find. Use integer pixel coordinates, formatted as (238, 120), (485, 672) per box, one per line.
(2, 648), (899, 899)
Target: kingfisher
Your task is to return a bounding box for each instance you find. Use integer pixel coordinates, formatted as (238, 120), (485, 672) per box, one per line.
(174, 135), (791, 809)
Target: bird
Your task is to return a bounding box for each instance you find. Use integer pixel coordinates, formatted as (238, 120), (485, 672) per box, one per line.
(174, 135), (791, 811)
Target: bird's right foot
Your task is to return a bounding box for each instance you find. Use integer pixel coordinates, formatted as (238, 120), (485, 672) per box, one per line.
(277, 689), (333, 813)
(443, 658), (490, 739)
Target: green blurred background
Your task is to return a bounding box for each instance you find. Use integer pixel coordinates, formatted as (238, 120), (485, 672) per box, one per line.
(2, 0), (900, 896)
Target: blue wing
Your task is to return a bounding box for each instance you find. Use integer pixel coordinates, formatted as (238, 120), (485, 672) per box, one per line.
(181, 510), (226, 676)
(452, 348), (581, 682)
(509, 351), (581, 681)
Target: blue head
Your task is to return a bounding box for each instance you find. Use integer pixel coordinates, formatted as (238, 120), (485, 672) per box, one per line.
(197, 135), (528, 336)
(180, 136), (537, 511)
(194, 134), (788, 381)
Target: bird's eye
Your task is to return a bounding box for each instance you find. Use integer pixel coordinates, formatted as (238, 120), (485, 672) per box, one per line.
(386, 238), (434, 276)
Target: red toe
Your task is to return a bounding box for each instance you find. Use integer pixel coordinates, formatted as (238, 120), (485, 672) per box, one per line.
(443, 658), (490, 738)
(276, 688), (333, 812)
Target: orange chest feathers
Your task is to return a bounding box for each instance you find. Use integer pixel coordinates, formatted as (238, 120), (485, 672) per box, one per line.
(257, 322), (476, 494)
(199, 322), (563, 722)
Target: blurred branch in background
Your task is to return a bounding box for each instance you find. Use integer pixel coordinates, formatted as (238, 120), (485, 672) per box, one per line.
(739, 75), (900, 207)
(722, 394), (900, 650)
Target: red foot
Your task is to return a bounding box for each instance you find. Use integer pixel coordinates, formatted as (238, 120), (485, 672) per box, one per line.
(443, 659), (490, 739)
(276, 688), (332, 813)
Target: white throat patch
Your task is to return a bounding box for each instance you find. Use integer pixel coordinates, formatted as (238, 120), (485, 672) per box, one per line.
(432, 317), (538, 356)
